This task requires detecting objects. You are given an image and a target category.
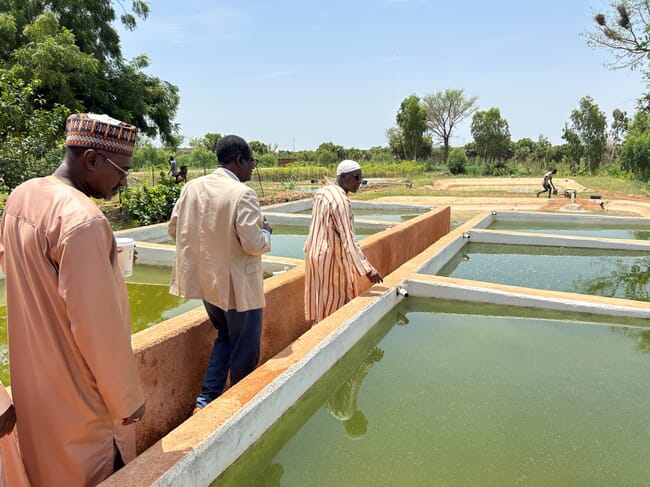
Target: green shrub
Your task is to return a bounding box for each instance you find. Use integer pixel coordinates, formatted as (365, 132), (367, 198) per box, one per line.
(258, 166), (330, 182)
(179, 147), (216, 170)
(447, 148), (467, 175)
(258, 153), (277, 167)
(120, 174), (181, 226)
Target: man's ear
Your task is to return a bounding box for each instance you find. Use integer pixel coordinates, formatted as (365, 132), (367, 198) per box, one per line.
(82, 149), (97, 170)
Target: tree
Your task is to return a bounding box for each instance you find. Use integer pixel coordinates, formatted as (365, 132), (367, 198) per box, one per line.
(316, 142), (346, 162)
(470, 108), (511, 162)
(0, 72), (69, 189)
(563, 96), (607, 174)
(249, 141), (270, 155)
(534, 135), (553, 166)
(586, 1), (650, 69)
(562, 127), (584, 174)
(422, 89), (478, 163)
(0, 0), (179, 144)
(386, 127), (406, 160)
(447, 148), (468, 174)
(395, 95), (427, 160)
(621, 110), (650, 180)
(611, 108), (630, 145)
(611, 108), (629, 160)
(202, 133), (223, 153)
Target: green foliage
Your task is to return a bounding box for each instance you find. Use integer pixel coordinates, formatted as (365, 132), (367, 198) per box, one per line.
(1, 1), (180, 144)
(395, 94), (427, 160)
(359, 161), (425, 178)
(258, 166), (330, 182)
(9, 12), (99, 110)
(563, 96), (607, 174)
(280, 177), (297, 190)
(120, 175), (182, 226)
(422, 88), (478, 162)
(317, 150), (338, 166)
(0, 72), (69, 189)
(130, 143), (167, 171)
(257, 152), (277, 167)
(471, 107), (511, 161)
(250, 140), (275, 155)
(202, 133), (222, 153)
(447, 148), (468, 174)
(179, 147), (216, 170)
(256, 162), (425, 182)
(622, 132), (650, 181)
(316, 142), (346, 161)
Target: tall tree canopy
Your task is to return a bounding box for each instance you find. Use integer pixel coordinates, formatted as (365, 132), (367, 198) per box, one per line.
(562, 96), (607, 174)
(422, 89), (478, 163)
(586, 1), (650, 69)
(470, 107), (511, 162)
(0, 0), (179, 143)
(395, 95), (427, 160)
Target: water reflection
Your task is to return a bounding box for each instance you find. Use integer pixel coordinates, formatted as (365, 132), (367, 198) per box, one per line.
(438, 243), (650, 302)
(573, 259), (650, 302)
(611, 327), (650, 354)
(213, 306), (397, 486)
(325, 347), (384, 439)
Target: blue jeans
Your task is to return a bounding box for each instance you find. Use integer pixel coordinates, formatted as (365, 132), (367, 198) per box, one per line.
(196, 301), (263, 408)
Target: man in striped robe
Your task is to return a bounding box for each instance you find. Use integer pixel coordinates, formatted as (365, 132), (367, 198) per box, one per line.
(304, 160), (383, 323)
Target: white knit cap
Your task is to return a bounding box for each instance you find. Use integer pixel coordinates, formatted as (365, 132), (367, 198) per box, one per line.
(336, 159), (362, 176)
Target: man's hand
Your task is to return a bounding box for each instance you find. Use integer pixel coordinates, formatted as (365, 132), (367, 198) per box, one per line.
(0, 405), (16, 437)
(122, 403), (145, 426)
(366, 268), (383, 284)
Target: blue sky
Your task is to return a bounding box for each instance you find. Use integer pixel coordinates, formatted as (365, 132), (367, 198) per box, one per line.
(117, 0), (643, 151)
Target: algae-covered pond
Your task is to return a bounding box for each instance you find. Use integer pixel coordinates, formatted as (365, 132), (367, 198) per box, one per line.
(214, 298), (650, 486)
(0, 265), (200, 384)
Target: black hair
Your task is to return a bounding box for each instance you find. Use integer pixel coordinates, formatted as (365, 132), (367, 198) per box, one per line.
(216, 135), (251, 164)
(66, 146), (88, 158)
(551, 168), (557, 174)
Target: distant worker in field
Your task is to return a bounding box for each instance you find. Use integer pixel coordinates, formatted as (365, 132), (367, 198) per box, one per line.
(304, 159), (383, 323)
(168, 155), (178, 177)
(536, 168), (557, 198)
(175, 165), (188, 184)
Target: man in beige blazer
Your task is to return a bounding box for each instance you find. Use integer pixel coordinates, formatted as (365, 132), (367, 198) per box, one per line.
(168, 135), (273, 411)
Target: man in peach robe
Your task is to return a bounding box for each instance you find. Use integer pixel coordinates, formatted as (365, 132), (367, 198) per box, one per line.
(0, 383), (29, 487)
(0, 113), (145, 486)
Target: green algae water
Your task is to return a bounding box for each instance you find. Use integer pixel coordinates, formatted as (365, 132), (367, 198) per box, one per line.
(489, 219), (650, 240)
(298, 208), (422, 222)
(0, 265), (200, 384)
(214, 298), (650, 486)
(267, 225), (378, 259)
(436, 242), (650, 301)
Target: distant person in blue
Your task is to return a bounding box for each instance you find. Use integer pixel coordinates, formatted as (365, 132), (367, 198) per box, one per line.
(536, 168), (557, 198)
(168, 155), (178, 178)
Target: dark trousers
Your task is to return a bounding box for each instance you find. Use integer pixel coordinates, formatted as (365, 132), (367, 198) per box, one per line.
(196, 301), (263, 408)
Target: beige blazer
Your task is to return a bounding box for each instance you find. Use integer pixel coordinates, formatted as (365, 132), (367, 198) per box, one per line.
(168, 168), (271, 311)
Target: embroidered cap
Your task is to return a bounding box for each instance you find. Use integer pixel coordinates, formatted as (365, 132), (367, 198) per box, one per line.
(65, 113), (138, 156)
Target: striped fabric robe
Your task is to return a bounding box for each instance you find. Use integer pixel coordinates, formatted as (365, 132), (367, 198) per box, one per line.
(304, 184), (372, 322)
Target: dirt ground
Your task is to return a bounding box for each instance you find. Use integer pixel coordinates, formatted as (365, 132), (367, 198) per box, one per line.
(257, 178), (650, 218)
(372, 177), (650, 219)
